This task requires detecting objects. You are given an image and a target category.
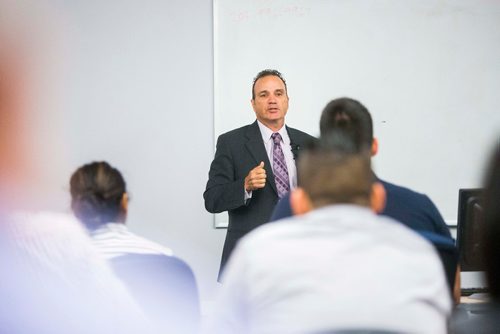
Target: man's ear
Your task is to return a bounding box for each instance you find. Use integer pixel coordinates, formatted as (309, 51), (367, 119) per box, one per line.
(371, 137), (379, 157)
(370, 182), (386, 214)
(290, 188), (313, 216)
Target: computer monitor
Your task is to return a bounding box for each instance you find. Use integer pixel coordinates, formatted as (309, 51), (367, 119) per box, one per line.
(456, 188), (485, 272)
(456, 188), (489, 295)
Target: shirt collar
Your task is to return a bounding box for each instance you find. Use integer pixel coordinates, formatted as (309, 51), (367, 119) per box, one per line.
(90, 222), (127, 235)
(257, 120), (289, 144)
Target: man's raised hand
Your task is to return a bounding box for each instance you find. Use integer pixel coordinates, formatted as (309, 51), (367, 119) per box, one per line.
(244, 161), (266, 191)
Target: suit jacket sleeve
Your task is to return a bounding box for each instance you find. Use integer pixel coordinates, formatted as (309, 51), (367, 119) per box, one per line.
(423, 194), (453, 238)
(204, 134), (247, 213)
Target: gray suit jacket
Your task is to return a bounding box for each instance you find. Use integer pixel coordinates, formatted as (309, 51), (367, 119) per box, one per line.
(204, 120), (315, 277)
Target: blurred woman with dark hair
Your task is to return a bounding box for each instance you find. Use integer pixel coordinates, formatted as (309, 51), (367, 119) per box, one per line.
(70, 161), (200, 333)
(451, 145), (500, 333)
(70, 161), (173, 259)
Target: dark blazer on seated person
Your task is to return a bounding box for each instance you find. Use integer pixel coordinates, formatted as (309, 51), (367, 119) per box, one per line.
(109, 254), (200, 334)
(378, 179), (452, 238)
(204, 120), (315, 277)
(271, 177), (452, 238)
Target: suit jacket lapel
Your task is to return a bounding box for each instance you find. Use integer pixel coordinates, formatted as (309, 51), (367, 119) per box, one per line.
(245, 121), (278, 196)
(286, 126), (299, 165)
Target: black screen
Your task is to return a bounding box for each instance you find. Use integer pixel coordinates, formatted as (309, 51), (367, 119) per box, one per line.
(456, 188), (485, 272)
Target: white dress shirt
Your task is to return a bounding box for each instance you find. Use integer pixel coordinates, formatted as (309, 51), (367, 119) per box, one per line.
(208, 205), (452, 334)
(90, 222), (173, 260)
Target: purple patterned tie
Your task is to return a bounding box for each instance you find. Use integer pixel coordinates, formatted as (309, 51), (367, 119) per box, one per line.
(271, 133), (290, 198)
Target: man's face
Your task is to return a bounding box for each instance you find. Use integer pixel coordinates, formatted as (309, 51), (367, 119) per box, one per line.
(251, 75), (289, 129)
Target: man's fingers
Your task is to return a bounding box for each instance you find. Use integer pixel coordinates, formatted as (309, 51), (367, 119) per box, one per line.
(251, 181), (266, 189)
(250, 174), (266, 183)
(249, 174), (266, 181)
(253, 169), (266, 177)
(247, 174), (266, 189)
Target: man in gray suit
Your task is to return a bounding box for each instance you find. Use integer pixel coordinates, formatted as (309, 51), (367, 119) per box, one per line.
(204, 69), (315, 278)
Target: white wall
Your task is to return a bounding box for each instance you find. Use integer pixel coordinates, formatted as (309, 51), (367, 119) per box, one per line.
(52, 0), (224, 302)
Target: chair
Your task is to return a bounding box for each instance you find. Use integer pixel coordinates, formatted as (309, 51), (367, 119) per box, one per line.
(109, 254), (200, 334)
(418, 230), (458, 298)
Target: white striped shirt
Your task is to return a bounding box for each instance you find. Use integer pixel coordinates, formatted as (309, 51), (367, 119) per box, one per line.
(0, 211), (154, 333)
(90, 222), (174, 260)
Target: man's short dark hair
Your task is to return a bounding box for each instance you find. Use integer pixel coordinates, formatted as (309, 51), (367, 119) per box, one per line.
(252, 69), (287, 100)
(298, 133), (372, 208)
(319, 97), (373, 153)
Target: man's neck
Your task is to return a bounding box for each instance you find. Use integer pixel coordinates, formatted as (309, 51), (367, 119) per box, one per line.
(257, 119), (285, 132)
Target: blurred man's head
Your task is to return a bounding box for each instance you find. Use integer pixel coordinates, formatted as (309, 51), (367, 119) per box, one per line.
(319, 97), (377, 156)
(0, 0), (67, 211)
(482, 146), (500, 300)
(291, 133), (385, 215)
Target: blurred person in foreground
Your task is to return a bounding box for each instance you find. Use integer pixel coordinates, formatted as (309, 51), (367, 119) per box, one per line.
(206, 134), (451, 334)
(483, 146), (500, 304)
(450, 145), (500, 333)
(0, 1), (156, 333)
(70, 161), (201, 333)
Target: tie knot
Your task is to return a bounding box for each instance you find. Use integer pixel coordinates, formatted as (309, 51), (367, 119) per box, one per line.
(271, 132), (282, 145)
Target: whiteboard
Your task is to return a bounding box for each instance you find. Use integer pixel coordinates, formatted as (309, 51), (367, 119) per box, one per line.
(213, 0), (500, 226)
